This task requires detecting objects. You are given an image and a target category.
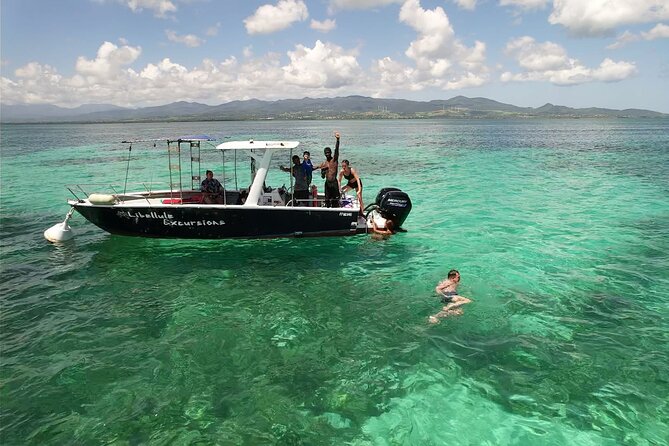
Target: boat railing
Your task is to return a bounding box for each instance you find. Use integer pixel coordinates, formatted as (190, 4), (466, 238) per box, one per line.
(284, 194), (359, 209)
(66, 182), (198, 204)
(66, 182), (243, 206)
(66, 182), (360, 209)
(285, 198), (323, 207)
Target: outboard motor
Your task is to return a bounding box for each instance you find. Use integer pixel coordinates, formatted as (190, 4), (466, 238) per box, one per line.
(374, 187), (412, 228)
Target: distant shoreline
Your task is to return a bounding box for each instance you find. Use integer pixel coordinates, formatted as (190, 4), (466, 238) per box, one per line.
(3, 115), (669, 126)
(2, 95), (666, 124)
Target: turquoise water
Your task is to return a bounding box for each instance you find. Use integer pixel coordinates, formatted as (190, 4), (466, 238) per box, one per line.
(1, 119), (668, 445)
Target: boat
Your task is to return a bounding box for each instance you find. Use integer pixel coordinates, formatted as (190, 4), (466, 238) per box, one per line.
(44, 137), (411, 241)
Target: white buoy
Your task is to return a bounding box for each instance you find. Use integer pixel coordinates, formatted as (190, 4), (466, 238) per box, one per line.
(44, 208), (75, 242)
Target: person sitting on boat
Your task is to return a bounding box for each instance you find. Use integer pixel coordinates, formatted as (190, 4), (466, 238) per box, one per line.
(200, 170), (224, 204)
(280, 155), (309, 204)
(313, 132), (341, 208)
(338, 159), (363, 213)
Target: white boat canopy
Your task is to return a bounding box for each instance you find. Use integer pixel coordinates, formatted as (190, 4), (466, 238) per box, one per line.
(121, 135), (217, 144)
(215, 140), (300, 151)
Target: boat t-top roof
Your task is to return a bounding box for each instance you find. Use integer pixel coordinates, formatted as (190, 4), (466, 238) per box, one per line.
(119, 138), (299, 151)
(121, 135), (217, 144)
(215, 140), (300, 151)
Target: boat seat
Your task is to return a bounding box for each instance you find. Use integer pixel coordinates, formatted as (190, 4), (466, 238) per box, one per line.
(162, 194), (205, 204)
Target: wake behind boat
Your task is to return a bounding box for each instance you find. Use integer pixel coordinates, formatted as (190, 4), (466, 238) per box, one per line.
(44, 137), (411, 241)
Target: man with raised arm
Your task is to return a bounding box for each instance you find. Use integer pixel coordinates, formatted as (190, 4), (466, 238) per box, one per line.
(314, 132), (341, 208)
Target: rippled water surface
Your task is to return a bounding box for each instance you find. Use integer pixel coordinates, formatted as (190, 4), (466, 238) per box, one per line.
(2, 119), (669, 445)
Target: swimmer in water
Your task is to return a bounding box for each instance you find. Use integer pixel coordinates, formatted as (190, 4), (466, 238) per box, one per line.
(428, 269), (471, 324)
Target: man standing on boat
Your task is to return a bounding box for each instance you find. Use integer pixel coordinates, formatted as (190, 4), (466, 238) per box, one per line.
(280, 155), (309, 204)
(314, 132), (341, 207)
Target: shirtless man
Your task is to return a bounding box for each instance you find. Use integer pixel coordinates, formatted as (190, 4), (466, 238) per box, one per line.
(313, 132), (341, 207)
(428, 269), (472, 324)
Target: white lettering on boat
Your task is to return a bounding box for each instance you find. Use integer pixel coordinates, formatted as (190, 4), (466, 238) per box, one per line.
(116, 210), (224, 226)
(117, 210), (174, 219)
(162, 219), (226, 227)
(339, 212), (353, 217)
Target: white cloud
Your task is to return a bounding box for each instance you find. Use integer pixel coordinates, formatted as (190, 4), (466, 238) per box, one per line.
(505, 36), (569, 71)
(607, 31), (639, 49)
(15, 62), (58, 79)
(0, 40), (372, 107)
(3, 63), (65, 104)
(445, 71), (488, 89)
(0, 77), (20, 103)
(310, 19), (336, 32)
(75, 41), (142, 79)
(124, 0), (176, 18)
(328, 0), (403, 11)
(384, 0), (489, 90)
(499, 0), (549, 10)
(140, 58), (188, 80)
(283, 40), (362, 88)
(3, 42), (144, 106)
(165, 30), (205, 47)
(452, 0), (477, 11)
(642, 22), (669, 39)
(608, 23), (669, 49)
(592, 58), (638, 82)
(244, 0), (309, 35)
(502, 36), (637, 85)
(206, 23), (222, 37)
(549, 0), (669, 36)
(373, 57), (417, 90)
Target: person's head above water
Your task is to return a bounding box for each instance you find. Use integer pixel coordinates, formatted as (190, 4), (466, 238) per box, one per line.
(342, 160), (350, 169)
(324, 146), (332, 160)
(448, 269), (460, 281)
(291, 155), (300, 165)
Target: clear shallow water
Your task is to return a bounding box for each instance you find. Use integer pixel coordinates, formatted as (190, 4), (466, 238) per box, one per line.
(1, 119), (668, 445)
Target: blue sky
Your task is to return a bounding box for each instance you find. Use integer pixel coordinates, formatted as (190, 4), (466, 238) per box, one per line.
(1, 0), (668, 112)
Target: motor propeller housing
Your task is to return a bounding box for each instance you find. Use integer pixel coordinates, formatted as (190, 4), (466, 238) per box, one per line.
(375, 187), (412, 228)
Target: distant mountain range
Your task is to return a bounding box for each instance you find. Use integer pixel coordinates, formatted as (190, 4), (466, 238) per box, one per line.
(1, 96), (666, 123)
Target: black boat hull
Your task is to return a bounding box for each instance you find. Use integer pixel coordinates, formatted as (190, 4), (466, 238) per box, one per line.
(72, 204), (362, 239)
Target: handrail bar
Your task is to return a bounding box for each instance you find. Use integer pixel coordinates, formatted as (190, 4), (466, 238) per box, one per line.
(66, 187), (82, 201)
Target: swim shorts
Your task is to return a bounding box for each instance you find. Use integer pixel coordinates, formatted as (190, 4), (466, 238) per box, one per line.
(441, 291), (458, 303)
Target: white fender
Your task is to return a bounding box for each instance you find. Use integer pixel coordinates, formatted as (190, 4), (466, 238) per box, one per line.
(88, 194), (117, 205)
